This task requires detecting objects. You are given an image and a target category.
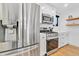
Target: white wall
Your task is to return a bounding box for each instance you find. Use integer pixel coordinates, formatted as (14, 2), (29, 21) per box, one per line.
(61, 8), (79, 47)
(68, 10), (79, 47)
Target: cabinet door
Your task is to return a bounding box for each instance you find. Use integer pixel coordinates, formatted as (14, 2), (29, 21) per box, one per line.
(59, 32), (68, 48)
(40, 33), (46, 56)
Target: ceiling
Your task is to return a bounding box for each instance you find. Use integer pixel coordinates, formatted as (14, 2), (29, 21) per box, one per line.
(48, 3), (79, 14)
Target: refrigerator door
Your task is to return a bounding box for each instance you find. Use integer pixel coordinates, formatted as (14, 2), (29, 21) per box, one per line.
(0, 3), (20, 52)
(0, 3), (40, 56)
(2, 3), (20, 25)
(2, 3), (8, 25)
(22, 3), (40, 46)
(22, 3), (40, 56)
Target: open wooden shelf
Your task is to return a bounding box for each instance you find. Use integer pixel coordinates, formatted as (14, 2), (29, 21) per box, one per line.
(65, 17), (79, 20)
(65, 24), (79, 26)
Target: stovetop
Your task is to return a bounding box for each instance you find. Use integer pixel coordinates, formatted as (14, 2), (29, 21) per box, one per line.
(40, 30), (57, 33)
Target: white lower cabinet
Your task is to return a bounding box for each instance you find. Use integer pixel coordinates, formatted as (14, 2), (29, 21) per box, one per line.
(40, 33), (46, 56)
(59, 32), (69, 48)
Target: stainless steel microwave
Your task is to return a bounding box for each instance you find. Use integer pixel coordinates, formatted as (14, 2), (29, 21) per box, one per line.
(42, 14), (53, 24)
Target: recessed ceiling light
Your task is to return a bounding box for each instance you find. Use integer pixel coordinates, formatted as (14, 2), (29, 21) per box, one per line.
(64, 3), (69, 7)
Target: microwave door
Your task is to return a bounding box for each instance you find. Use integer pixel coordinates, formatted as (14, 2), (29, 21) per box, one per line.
(42, 15), (52, 24)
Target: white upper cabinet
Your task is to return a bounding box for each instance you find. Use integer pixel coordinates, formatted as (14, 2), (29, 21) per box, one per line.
(2, 3), (20, 25)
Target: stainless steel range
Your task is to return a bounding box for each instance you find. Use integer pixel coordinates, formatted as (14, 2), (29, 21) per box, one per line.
(40, 27), (58, 56)
(46, 32), (58, 55)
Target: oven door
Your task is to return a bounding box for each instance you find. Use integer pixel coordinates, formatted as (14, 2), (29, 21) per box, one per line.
(47, 38), (58, 52)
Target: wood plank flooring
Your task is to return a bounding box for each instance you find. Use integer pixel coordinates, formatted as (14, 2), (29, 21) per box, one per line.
(50, 44), (79, 56)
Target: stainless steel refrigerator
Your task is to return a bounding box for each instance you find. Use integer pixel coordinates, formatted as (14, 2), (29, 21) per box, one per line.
(0, 3), (40, 56)
(21, 3), (40, 56)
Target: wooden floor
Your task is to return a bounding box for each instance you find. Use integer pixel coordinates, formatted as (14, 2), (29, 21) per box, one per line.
(50, 44), (79, 56)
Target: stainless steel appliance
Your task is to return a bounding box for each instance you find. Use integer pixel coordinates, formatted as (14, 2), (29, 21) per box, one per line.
(22, 3), (40, 55)
(40, 26), (58, 56)
(0, 3), (40, 56)
(42, 14), (53, 24)
(0, 3), (20, 52)
(0, 20), (5, 42)
(46, 32), (58, 55)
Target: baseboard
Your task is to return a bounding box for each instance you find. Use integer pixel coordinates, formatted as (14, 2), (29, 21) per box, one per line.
(69, 44), (79, 48)
(59, 44), (69, 48)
